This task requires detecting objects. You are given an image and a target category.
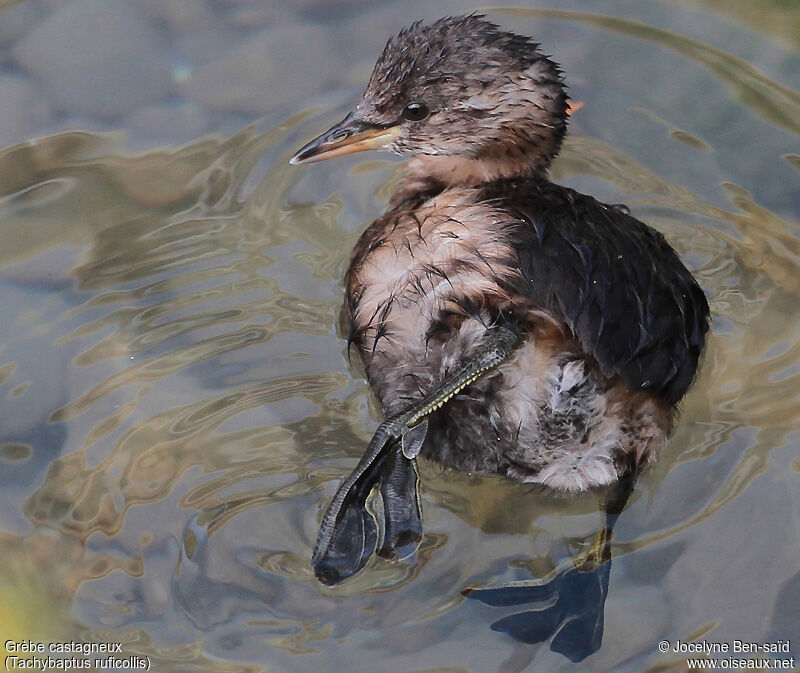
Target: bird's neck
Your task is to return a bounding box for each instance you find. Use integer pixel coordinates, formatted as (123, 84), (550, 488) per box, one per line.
(404, 152), (549, 189)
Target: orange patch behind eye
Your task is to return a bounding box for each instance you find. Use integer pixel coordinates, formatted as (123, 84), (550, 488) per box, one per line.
(566, 101), (584, 116)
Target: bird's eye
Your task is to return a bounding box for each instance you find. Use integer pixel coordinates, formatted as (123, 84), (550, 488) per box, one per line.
(401, 102), (430, 122)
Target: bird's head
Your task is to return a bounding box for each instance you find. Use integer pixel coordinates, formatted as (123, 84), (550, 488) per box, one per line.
(291, 15), (569, 184)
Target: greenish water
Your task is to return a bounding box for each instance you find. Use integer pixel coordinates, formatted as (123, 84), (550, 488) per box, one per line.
(0, 1), (798, 671)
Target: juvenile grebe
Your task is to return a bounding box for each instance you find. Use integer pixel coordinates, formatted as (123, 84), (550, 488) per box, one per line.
(291, 15), (709, 586)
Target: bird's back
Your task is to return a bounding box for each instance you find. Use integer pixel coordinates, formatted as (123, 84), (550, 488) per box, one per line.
(483, 178), (710, 405)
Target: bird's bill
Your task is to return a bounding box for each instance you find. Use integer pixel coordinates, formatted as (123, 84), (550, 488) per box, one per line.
(290, 115), (400, 165)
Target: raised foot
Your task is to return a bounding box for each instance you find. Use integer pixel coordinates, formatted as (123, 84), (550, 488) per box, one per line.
(311, 325), (520, 585)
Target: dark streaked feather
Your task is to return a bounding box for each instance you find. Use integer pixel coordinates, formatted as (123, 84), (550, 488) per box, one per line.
(484, 179), (709, 404)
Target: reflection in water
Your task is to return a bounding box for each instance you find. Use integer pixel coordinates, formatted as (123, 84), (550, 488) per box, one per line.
(0, 3), (798, 672)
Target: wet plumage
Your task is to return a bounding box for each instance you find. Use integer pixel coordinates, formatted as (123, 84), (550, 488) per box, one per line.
(291, 15), (709, 583)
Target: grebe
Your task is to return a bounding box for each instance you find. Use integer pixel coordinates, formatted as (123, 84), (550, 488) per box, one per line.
(291, 15), (709, 586)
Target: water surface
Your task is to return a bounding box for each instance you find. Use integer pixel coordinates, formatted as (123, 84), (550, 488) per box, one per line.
(0, 1), (798, 671)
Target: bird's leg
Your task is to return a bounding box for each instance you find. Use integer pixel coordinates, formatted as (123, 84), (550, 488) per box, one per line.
(463, 471), (637, 661)
(572, 466), (636, 572)
(311, 325), (520, 585)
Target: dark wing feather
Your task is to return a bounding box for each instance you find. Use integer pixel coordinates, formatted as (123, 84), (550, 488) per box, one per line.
(489, 180), (709, 405)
